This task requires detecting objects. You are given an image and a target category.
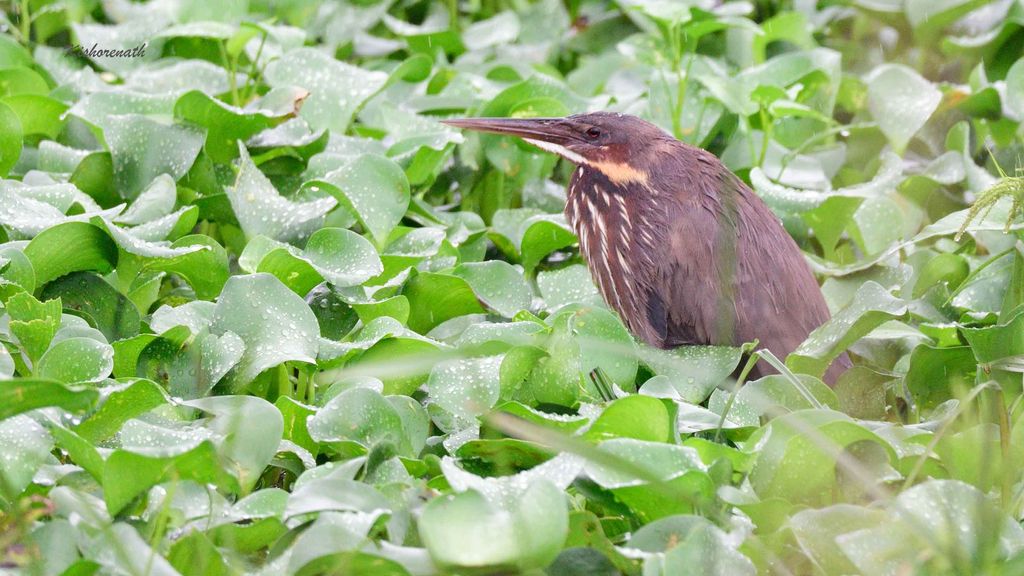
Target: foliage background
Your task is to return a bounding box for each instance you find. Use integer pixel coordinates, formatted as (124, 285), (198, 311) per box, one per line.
(1, 0), (1024, 574)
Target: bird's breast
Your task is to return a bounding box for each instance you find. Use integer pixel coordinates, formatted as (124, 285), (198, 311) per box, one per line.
(565, 168), (658, 337)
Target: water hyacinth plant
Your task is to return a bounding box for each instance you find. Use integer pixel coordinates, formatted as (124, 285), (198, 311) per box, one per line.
(0, 0), (1024, 574)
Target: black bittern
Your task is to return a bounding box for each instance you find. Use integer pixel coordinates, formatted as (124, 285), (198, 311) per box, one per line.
(444, 112), (849, 384)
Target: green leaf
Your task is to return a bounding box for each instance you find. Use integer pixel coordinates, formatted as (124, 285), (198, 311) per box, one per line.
(0, 379), (98, 421)
(866, 64), (941, 154)
(419, 481), (568, 571)
(321, 155), (411, 247)
(6, 291), (62, 364)
(906, 0), (991, 36)
(185, 396), (283, 492)
(37, 337), (115, 384)
(801, 196), (864, 259)
(307, 387), (409, 456)
(744, 409), (897, 506)
(452, 261), (532, 318)
(570, 306), (639, 391)
(276, 396), (317, 456)
(790, 504), (889, 576)
(583, 395), (672, 442)
(285, 478), (391, 518)
(913, 252), (969, 298)
(104, 114), (205, 199)
(905, 345), (978, 410)
(583, 439), (706, 489)
(537, 265), (602, 311)
(630, 515), (756, 576)
(0, 100), (22, 177)
(211, 274), (319, 386)
(788, 282), (907, 379)
(41, 272), (141, 342)
(144, 234), (230, 300)
(226, 144), (337, 243)
(836, 480), (1024, 574)
(0, 415), (53, 504)
(24, 222), (118, 287)
(115, 174), (176, 226)
(103, 440), (240, 516)
(174, 90), (280, 162)
(264, 48), (387, 134)
(427, 356), (503, 424)
(404, 272), (485, 334)
(1006, 58), (1024, 121)
(639, 346), (742, 403)
(302, 227), (383, 287)
(0, 66), (48, 96)
(0, 94), (67, 139)
(74, 379), (169, 443)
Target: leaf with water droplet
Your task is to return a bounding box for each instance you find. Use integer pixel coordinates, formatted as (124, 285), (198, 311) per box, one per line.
(744, 409), (897, 506)
(41, 272), (141, 342)
(264, 47), (387, 134)
(184, 395), (283, 492)
(74, 378), (170, 443)
(0, 415), (53, 507)
(211, 273), (320, 387)
(23, 221), (118, 287)
(0, 378), (98, 420)
(452, 261), (532, 318)
(789, 281), (908, 379)
(866, 64), (941, 154)
(307, 386), (412, 457)
(37, 337), (114, 384)
(320, 154), (410, 248)
(103, 440), (240, 516)
(226, 144), (337, 243)
(630, 515), (756, 576)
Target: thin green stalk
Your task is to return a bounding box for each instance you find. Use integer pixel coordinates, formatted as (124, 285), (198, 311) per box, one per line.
(19, 0), (30, 45)
(992, 387), (1012, 509)
(277, 364), (292, 399)
(295, 369), (309, 404)
(447, 0), (459, 31)
(307, 369), (316, 404)
(240, 30), (268, 103)
(145, 480), (178, 575)
(691, 101), (707, 146)
(714, 343), (760, 443)
(757, 106), (771, 167)
(219, 41), (240, 106)
(757, 350), (824, 409)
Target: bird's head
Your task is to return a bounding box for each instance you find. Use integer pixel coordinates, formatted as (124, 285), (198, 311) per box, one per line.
(442, 112), (669, 185)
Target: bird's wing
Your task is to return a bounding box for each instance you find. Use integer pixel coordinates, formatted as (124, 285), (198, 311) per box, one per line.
(644, 156), (833, 370)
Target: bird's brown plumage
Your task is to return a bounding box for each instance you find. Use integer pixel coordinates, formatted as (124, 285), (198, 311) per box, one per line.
(445, 112), (850, 384)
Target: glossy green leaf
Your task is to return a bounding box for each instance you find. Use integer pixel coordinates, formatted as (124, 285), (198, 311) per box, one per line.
(211, 274), (319, 386)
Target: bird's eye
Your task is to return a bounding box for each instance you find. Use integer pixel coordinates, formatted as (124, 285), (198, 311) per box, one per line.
(585, 127), (602, 139)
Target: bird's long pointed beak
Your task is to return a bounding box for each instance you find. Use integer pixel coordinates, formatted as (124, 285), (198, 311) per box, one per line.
(442, 117), (587, 163)
(441, 117), (578, 145)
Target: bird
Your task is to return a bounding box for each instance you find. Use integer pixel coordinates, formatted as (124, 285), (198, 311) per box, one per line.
(443, 112), (849, 385)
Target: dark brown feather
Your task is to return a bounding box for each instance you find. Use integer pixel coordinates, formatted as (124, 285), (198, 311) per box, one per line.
(567, 138), (849, 385)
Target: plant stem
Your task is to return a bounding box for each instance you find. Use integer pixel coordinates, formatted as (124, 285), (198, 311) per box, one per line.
(220, 41), (240, 106)
(277, 364), (292, 399)
(758, 106), (771, 167)
(241, 30), (267, 103)
(19, 0), (30, 45)
(714, 344), (761, 443)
